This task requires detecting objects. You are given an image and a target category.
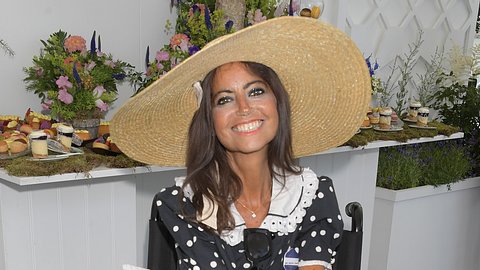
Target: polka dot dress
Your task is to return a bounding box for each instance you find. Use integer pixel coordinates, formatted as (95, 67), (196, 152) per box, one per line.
(153, 168), (343, 270)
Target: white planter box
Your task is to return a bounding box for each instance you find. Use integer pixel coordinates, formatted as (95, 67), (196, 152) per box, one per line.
(369, 177), (480, 270)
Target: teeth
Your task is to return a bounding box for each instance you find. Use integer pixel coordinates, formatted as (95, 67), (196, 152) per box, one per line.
(233, 120), (262, 132)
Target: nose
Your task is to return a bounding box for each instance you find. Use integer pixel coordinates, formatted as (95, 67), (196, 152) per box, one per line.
(236, 95), (251, 116)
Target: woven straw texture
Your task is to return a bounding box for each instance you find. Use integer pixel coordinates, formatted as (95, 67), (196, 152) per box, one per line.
(111, 16), (371, 166)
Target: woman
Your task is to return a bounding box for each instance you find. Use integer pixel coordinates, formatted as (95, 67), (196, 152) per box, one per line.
(111, 17), (371, 270)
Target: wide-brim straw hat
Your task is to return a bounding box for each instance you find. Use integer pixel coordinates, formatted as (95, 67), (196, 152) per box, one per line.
(111, 16), (371, 167)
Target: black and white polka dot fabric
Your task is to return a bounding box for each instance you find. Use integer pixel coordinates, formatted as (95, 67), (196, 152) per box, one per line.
(154, 168), (343, 270)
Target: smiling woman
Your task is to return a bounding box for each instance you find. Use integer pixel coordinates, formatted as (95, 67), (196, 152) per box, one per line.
(111, 16), (371, 270)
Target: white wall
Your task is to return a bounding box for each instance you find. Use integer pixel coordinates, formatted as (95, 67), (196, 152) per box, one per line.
(0, 0), (176, 119)
(1, 0), (478, 119)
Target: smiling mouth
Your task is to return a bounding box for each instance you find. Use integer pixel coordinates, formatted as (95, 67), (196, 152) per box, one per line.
(232, 120), (263, 132)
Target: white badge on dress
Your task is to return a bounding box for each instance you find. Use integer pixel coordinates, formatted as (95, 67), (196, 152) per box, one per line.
(283, 247), (299, 270)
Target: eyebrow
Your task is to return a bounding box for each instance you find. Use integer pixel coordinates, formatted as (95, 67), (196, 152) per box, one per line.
(212, 80), (267, 100)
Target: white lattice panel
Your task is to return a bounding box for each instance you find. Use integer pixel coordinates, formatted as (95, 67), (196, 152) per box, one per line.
(339, 0), (479, 108)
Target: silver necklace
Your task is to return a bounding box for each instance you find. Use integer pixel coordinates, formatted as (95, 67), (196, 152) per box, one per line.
(236, 200), (258, 219)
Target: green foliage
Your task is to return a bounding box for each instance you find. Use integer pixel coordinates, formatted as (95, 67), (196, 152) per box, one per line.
(393, 30), (423, 115)
(246, 0), (278, 19)
(431, 78), (480, 175)
(377, 140), (472, 190)
(377, 145), (422, 190)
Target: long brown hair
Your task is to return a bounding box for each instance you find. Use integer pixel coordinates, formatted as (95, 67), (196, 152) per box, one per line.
(183, 62), (301, 233)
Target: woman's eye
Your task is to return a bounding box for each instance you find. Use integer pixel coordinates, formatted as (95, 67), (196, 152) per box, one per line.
(216, 96), (233, 106)
(249, 87), (265, 97)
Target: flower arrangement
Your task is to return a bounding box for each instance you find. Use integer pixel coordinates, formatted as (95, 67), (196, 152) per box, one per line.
(133, 0), (303, 92)
(133, 1), (235, 92)
(365, 55), (393, 108)
(24, 30), (136, 121)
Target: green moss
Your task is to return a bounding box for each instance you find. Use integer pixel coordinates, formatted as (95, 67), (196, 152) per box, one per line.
(0, 148), (145, 177)
(0, 122), (462, 177)
(344, 121), (461, 148)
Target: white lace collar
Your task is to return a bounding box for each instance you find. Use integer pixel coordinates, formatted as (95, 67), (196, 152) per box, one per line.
(175, 167), (319, 246)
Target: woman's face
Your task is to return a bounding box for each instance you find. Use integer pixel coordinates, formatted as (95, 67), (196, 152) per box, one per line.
(211, 62), (279, 157)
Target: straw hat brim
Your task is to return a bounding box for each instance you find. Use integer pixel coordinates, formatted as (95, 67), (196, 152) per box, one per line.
(111, 16), (371, 166)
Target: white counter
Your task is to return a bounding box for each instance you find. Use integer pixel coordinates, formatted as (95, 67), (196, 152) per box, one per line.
(0, 133), (464, 270)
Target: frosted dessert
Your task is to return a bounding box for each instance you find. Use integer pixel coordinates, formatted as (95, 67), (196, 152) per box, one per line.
(378, 107), (393, 129)
(408, 101), (422, 120)
(417, 107), (430, 126)
(57, 124), (74, 151)
(29, 130), (48, 158)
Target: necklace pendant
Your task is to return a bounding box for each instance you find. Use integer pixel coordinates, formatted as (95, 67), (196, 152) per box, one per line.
(251, 213), (257, 218)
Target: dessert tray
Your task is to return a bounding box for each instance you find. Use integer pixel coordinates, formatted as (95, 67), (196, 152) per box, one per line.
(26, 139), (84, 161)
(408, 124), (437, 130)
(402, 118), (417, 123)
(0, 149), (31, 160)
(374, 126), (404, 132)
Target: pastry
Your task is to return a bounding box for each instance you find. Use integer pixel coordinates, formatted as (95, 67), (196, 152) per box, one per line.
(43, 129), (55, 138)
(9, 138), (28, 154)
(107, 136), (122, 153)
(20, 124), (33, 135)
(31, 118), (40, 130)
(74, 130), (91, 141)
(391, 110), (399, 122)
(361, 116), (370, 127)
(378, 107), (393, 129)
(92, 137), (109, 150)
(5, 120), (18, 132)
(0, 140), (8, 153)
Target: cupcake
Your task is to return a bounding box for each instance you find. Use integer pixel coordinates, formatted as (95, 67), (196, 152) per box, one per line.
(417, 107), (430, 127)
(378, 107), (393, 129)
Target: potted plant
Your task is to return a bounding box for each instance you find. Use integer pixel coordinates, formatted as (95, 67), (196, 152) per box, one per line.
(23, 30), (137, 136)
(370, 139), (479, 270)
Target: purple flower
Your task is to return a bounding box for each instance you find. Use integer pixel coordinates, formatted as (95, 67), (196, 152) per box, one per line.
(56, 75), (72, 89)
(156, 51), (170, 62)
(179, 40), (189, 52)
(204, 6), (212, 30)
(41, 99), (53, 110)
(225, 20), (233, 32)
(95, 99), (109, 112)
(105, 60), (115, 68)
(93, 85), (106, 98)
(58, 88), (73, 104)
(189, 45), (200, 55)
(156, 62), (164, 70)
(86, 61), (96, 71)
(145, 46), (150, 69)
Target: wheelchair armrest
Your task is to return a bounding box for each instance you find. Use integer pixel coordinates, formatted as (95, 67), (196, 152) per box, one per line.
(345, 202), (363, 232)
